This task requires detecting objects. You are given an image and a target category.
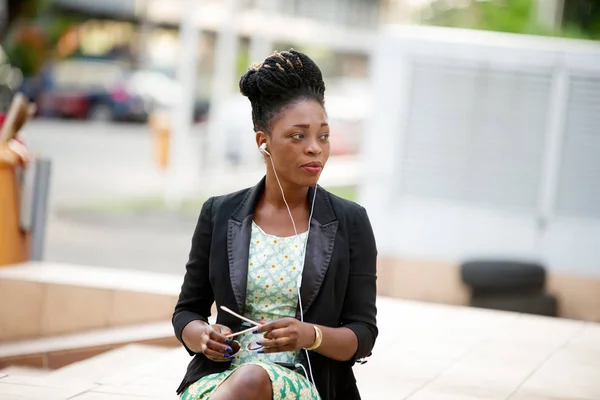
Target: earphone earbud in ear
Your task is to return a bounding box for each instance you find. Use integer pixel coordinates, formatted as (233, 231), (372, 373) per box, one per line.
(259, 143), (270, 156)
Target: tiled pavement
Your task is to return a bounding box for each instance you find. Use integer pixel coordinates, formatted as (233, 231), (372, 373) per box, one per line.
(1, 297), (599, 399)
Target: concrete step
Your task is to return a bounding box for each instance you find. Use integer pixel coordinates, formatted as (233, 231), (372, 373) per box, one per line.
(0, 321), (179, 370)
(0, 261), (182, 342)
(46, 344), (170, 384)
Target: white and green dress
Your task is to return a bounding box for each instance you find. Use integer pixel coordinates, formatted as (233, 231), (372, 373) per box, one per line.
(181, 222), (321, 400)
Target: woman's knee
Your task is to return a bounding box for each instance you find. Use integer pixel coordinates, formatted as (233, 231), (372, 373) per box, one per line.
(221, 365), (272, 399)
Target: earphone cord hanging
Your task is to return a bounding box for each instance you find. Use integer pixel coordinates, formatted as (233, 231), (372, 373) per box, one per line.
(266, 150), (318, 386)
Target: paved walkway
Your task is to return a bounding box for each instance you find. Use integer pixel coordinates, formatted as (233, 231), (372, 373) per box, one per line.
(1, 297), (599, 399)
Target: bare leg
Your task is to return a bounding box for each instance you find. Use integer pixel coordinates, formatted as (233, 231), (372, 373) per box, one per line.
(210, 365), (272, 400)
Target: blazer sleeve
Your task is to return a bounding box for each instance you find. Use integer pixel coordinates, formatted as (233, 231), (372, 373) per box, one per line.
(340, 205), (378, 364)
(172, 196), (215, 355)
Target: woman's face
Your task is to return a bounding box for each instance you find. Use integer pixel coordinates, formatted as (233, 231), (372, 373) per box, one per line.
(258, 99), (330, 188)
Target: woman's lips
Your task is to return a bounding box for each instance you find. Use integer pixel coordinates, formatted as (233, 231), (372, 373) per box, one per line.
(301, 162), (322, 174)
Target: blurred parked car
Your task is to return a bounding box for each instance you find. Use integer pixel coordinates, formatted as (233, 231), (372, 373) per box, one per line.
(34, 59), (128, 121)
(29, 59), (209, 123)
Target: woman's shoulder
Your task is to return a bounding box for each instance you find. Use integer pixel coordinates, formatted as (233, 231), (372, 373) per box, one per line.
(212, 187), (252, 204)
(208, 187), (253, 208)
(319, 187), (369, 220)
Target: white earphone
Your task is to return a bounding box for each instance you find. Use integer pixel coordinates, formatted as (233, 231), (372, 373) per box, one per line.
(259, 142), (270, 156)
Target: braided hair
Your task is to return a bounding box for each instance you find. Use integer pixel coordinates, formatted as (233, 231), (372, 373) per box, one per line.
(239, 49), (326, 133)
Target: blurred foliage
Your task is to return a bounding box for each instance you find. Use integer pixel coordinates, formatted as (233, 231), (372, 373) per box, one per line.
(423, 0), (598, 40)
(1, 0), (50, 39)
(4, 26), (46, 76)
(237, 46), (250, 77)
(563, 0), (600, 39)
(2, 0), (84, 76)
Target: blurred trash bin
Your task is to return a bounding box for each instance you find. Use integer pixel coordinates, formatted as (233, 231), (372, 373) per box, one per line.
(460, 259), (559, 317)
(461, 260), (547, 295)
(470, 292), (558, 317)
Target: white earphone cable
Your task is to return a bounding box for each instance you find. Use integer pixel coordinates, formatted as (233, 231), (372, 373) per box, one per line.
(263, 146), (318, 386)
(266, 150), (299, 237)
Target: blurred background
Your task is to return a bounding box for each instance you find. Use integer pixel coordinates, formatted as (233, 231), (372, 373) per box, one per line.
(0, 0), (599, 393)
(0, 0), (600, 399)
(1, 0), (599, 316)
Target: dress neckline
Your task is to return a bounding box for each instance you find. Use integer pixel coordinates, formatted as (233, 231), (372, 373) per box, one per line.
(252, 221), (308, 239)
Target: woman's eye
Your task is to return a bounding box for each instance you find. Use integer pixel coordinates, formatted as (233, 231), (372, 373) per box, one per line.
(320, 134), (330, 141)
(291, 133), (304, 140)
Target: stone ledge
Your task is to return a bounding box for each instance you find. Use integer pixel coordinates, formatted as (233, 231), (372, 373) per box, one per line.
(0, 322), (178, 370)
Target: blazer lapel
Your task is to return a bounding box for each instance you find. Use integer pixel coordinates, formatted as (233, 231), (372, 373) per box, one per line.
(227, 178), (266, 314)
(227, 179), (338, 317)
(297, 185), (338, 317)
(227, 216), (253, 314)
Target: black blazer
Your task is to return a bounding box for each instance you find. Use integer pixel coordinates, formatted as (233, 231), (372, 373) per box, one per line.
(172, 178), (378, 400)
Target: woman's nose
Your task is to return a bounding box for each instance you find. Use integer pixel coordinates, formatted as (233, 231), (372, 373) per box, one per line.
(305, 140), (322, 155)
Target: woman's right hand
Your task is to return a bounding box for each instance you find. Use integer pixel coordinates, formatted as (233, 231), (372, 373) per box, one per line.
(199, 324), (236, 362)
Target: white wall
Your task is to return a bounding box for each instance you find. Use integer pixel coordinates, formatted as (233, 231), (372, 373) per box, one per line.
(360, 25), (600, 277)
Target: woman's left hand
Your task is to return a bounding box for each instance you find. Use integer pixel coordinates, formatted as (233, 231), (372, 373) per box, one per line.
(255, 318), (316, 353)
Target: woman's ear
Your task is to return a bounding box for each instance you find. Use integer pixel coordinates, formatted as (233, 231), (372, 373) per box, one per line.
(255, 131), (268, 150)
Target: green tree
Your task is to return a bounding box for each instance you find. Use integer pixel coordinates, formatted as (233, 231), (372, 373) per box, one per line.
(0, 0), (45, 41)
(562, 0), (600, 39)
(423, 0), (596, 39)
(2, 0), (83, 76)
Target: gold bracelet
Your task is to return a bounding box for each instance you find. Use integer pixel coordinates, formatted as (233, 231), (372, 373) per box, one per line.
(305, 325), (323, 351)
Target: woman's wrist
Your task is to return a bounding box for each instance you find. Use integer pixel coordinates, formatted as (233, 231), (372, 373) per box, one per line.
(303, 324), (323, 351)
(181, 320), (209, 352)
(299, 322), (316, 349)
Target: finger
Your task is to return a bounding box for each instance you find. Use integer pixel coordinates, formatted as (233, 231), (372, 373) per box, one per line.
(226, 326), (255, 338)
(214, 324), (234, 336)
(261, 342), (296, 354)
(202, 340), (235, 358)
(261, 336), (293, 349)
(255, 318), (293, 334)
(206, 339), (234, 354)
(263, 327), (292, 340)
(204, 347), (232, 361)
(207, 326), (231, 344)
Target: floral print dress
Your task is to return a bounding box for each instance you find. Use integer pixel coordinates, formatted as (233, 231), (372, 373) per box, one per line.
(181, 222), (321, 400)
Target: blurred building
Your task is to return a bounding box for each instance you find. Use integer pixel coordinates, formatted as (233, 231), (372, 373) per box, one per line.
(55, 0), (381, 29)
(362, 24), (600, 321)
(50, 0), (384, 99)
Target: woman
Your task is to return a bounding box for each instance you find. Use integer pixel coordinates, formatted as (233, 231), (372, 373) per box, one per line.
(173, 50), (378, 400)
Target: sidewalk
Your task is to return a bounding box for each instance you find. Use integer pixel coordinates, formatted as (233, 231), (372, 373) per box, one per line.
(1, 296), (598, 399)
(355, 297), (600, 399)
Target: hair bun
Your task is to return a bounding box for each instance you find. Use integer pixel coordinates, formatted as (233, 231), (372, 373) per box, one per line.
(238, 49), (325, 132)
(239, 68), (261, 100)
(239, 50), (324, 101)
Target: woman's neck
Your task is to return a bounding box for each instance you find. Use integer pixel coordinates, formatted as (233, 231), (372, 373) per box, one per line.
(263, 172), (309, 210)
